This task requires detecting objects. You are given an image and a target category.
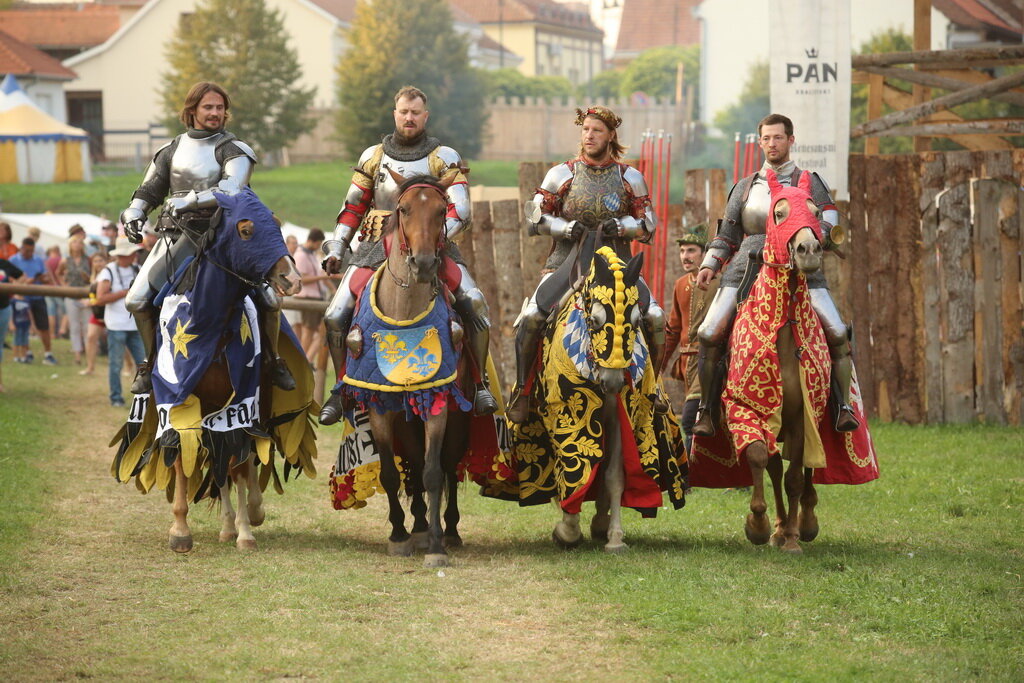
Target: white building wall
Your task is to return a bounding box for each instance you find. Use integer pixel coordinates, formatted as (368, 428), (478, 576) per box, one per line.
(21, 80), (68, 123)
(697, 0), (949, 128)
(65, 0), (345, 134)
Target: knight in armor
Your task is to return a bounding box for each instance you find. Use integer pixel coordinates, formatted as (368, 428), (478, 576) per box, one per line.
(506, 106), (665, 425)
(119, 82), (295, 394)
(692, 113), (859, 437)
(318, 85), (497, 425)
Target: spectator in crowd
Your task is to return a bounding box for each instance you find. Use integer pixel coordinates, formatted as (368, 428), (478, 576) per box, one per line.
(9, 237), (57, 365)
(0, 254), (25, 391)
(0, 222), (16, 259)
(136, 225), (159, 266)
(292, 228), (332, 362)
(94, 238), (143, 406)
(11, 296), (31, 363)
(283, 233), (301, 330)
(100, 221), (118, 255)
(58, 235), (92, 365)
(80, 251), (110, 376)
(44, 244), (64, 338)
(26, 226), (41, 243)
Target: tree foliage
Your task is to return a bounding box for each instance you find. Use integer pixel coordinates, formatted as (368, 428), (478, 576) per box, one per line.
(335, 0), (486, 158)
(619, 45), (700, 103)
(712, 60), (769, 137)
(159, 0), (315, 158)
(479, 68), (574, 101)
(579, 69), (625, 100)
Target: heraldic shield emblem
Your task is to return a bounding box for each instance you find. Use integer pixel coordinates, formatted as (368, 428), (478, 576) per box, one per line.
(372, 325), (442, 385)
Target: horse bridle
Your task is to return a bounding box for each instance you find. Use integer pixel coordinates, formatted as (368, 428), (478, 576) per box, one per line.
(169, 210), (265, 290)
(386, 182), (448, 291)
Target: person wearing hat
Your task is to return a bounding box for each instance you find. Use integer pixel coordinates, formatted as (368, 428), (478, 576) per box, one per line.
(662, 223), (718, 450)
(94, 237), (144, 407)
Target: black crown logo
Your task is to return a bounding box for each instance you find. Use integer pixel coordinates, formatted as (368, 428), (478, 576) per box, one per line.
(805, 47), (819, 59)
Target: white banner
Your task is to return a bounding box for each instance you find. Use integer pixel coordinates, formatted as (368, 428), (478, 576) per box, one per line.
(769, 0), (851, 200)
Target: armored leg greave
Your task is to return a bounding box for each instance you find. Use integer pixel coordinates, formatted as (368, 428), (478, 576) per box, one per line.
(692, 286), (739, 437)
(809, 288), (859, 432)
(256, 283), (295, 391)
(453, 266), (497, 415)
(507, 306), (547, 425)
(319, 267), (359, 425)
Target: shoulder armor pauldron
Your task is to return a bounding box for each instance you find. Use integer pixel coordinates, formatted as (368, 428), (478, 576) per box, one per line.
(622, 165), (649, 196)
(540, 163), (574, 194)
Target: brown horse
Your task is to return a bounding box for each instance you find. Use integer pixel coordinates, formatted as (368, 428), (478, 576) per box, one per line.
(111, 189), (316, 552)
(341, 170), (474, 568)
(726, 170), (831, 555)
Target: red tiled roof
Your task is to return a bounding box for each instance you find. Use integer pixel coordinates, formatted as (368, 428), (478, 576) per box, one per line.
(615, 0), (700, 55)
(934, 0), (1022, 36)
(303, 0), (357, 23)
(0, 4), (120, 50)
(448, 0), (601, 33)
(0, 29), (76, 79)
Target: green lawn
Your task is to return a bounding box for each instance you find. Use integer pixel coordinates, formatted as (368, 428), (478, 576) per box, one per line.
(0, 339), (1021, 679)
(0, 160), (522, 230)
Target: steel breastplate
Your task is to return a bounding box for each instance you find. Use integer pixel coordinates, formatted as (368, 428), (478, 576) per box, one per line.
(561, 162), (628, 228)
(373, 152), (433, 211)
(740, 165), (799, 236)
(168, 133), (225, 196)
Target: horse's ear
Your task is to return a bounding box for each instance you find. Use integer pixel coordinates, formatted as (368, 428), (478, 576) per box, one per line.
(384, 163), (406, 186)
(623, 252), (644, 286)
(766, 169), (782, 196)
(798, 170), (812, 193)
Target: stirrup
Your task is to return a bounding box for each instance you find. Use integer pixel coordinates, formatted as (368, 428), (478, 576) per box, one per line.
(473, 386), (498, 416)
(506, 391), (531, 425)
(319, 392), (345, 426)
(834, 404), (859, 433)
(692, 404), (716, 437)
(270, 357), (296, 391)
(130, 361), (152, 394)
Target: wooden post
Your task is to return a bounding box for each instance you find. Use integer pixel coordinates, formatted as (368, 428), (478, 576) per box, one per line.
(470, 201), (503, 379)
(913, 0), (932, 153)
(517, 162), (550, 300)
(865, 73), (883, 156)
(490, 198), (523, 386)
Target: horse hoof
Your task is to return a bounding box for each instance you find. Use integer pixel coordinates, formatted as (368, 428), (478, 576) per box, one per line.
(218, 531), (237, 543)
(443, 534), (463, 549)
(237, 538), (257, 551)
(744, 514), (771, 545)
(411, 531), (430, 550)
(780, 541), (803, 555)
(169, 535), (193, 553)
(604, 542), (628, 554)
(423, 553), (449, 568)
(799, 526), (819, 543)
(388, 539), (414, 557)
(769, 533), (786, 547)
(590, 518), (610, 543)
(552, 529), (581, 550)
(249, 508), (265, 528)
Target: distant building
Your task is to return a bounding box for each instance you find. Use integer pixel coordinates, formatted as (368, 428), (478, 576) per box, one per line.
(613, 0), (700, 67)
(0, 2), (138, 61)
(933, 0), (1022, 48)
(449, 0), (604, 86)
(0, 29), (77, 122)
(549, 0), (624, 61)
(696, 0), (951, 129)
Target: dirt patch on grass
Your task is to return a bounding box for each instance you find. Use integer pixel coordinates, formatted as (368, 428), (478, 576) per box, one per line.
(0, 358), (639, 680)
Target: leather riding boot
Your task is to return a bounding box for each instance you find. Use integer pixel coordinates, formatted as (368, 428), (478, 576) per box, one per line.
(831, 351), (859, 432)
(507, 323), (545, 425)
(648, 337), (670, 414)
(130, 305), (157, 394)
(466, 324), (498, 416)
(692, 344), (725, 437)
(319, 329), (347, 425)
(261, 308), (296, 391)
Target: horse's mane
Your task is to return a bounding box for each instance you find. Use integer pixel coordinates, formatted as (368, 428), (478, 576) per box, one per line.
(381, 174), (448, 236)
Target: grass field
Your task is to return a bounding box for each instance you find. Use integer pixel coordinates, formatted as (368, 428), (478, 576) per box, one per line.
(0, 339), (1022, 679)
(0, 160), (522, 231)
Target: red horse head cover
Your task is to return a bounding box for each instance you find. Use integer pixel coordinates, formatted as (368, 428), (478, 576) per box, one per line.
(764, 169), (822, 265)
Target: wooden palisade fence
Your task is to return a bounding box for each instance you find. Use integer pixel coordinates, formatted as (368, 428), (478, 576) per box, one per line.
(462, 153), (1022, 426)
